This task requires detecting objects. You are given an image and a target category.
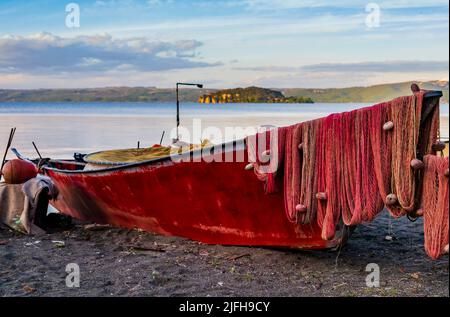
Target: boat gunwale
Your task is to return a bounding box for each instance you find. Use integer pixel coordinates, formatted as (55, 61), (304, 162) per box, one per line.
(43, 138), (247, 175)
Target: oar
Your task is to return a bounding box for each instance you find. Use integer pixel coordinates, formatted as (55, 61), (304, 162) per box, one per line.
(159, 131), (166, 145)
(32, 141), (43, 160)
(1, 127), (16, 172)
(32, 141), (51, 169)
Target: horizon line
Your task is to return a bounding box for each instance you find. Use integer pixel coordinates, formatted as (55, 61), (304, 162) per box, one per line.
(0, 79), (448, 91)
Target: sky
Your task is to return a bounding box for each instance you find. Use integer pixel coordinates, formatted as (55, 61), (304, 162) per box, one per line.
(0, 0), (448, 89)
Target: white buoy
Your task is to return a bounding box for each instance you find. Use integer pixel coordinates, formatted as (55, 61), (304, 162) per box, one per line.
(410, 158), (424, 170)
(386, 193), (398, 206)
(245, 163), (254, 171)
(261, 150), (271, 161)
(383, 121), (394, 131)
(315, 192), (327, 201)
(295, 204), (307, 213)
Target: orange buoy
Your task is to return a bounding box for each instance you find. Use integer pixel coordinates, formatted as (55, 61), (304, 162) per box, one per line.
(1, 159), (38, 184)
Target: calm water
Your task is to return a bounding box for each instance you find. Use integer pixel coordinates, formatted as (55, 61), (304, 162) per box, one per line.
(1, 102), (448, 159)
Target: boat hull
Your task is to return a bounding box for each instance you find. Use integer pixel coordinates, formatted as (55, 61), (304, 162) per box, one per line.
(45, 145), (347, 249)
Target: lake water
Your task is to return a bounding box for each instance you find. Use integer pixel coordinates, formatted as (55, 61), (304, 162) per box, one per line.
(1, 102), (448, 159)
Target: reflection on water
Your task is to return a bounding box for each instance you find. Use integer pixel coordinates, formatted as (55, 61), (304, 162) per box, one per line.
(0, 102), (448, 159)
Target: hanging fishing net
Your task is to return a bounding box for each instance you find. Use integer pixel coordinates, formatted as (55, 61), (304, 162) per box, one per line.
(248, 91), (447, 258)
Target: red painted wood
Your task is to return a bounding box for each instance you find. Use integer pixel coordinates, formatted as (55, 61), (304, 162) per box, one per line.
(45, 147), (346, 249)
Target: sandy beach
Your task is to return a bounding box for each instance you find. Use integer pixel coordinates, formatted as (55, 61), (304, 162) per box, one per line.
(0, 211), (447, 297)
(1, 0), (449, 304)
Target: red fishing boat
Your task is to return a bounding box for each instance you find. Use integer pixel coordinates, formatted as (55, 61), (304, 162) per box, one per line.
(19, 89), (444, 250)
(41, 142), (350, 249)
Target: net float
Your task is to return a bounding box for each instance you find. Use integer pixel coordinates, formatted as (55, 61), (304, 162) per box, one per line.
(414, 209), (424, 217)
(444, 244), (449, 254)
(298, 143), (304, 150)
(244, 163), (254, 171)
(410, 158), (424, 170)
(432, 141), (446, 152)
(295, 204), (307, 213)
(383, 121), (394, 131)
(386, 193), (398, 206)
(1, 159), (38, 184)
(315, 192), (327, 201)
(444, 169), (449, 177)
(261, 150), (271, 160)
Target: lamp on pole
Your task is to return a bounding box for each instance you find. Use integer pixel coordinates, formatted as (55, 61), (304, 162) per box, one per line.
(176, 82), (204, 142)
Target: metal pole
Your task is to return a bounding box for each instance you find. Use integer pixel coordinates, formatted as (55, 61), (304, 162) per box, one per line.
(176, 84), (180, 141)
(175, 82), (203, 143)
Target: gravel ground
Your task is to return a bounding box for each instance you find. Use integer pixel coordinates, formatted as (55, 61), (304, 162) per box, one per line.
(0, 212), (448, 297)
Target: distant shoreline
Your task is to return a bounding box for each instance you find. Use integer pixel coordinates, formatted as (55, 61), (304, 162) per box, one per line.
(0, 80), (447, 103)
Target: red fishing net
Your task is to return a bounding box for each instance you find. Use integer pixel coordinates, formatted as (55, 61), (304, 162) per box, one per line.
(421, 155), (449, 259)
(248, 91), (446, 258)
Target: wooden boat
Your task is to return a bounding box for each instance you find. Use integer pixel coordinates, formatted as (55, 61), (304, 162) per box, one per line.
(41, 144), (349, 249)
(27, 90), (443, 250)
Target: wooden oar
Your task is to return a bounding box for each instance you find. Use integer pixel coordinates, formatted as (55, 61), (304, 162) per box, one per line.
(159, 131), (165, 145)
(1, 127), (16, 172)
(32, 141), (43, 160)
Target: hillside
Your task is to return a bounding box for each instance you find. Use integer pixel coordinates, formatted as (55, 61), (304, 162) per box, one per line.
(198, 86), (313, 103)
(0, 80), (447, 103)
(0, 87), (208, 103)
(282, 80), (448, 103)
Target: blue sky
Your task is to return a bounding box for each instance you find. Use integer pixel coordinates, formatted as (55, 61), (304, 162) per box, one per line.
(0, 0), (448, 88)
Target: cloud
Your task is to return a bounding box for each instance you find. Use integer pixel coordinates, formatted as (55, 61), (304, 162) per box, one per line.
(236, 60), (449, 73)
(0, 32), (219, 75)
(233, 60), (449, 88)
(301, 60), (449, 73)
(246, 71), (448, 89)
(235, 66), (303, 72)
(241, 0), (449, 10)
